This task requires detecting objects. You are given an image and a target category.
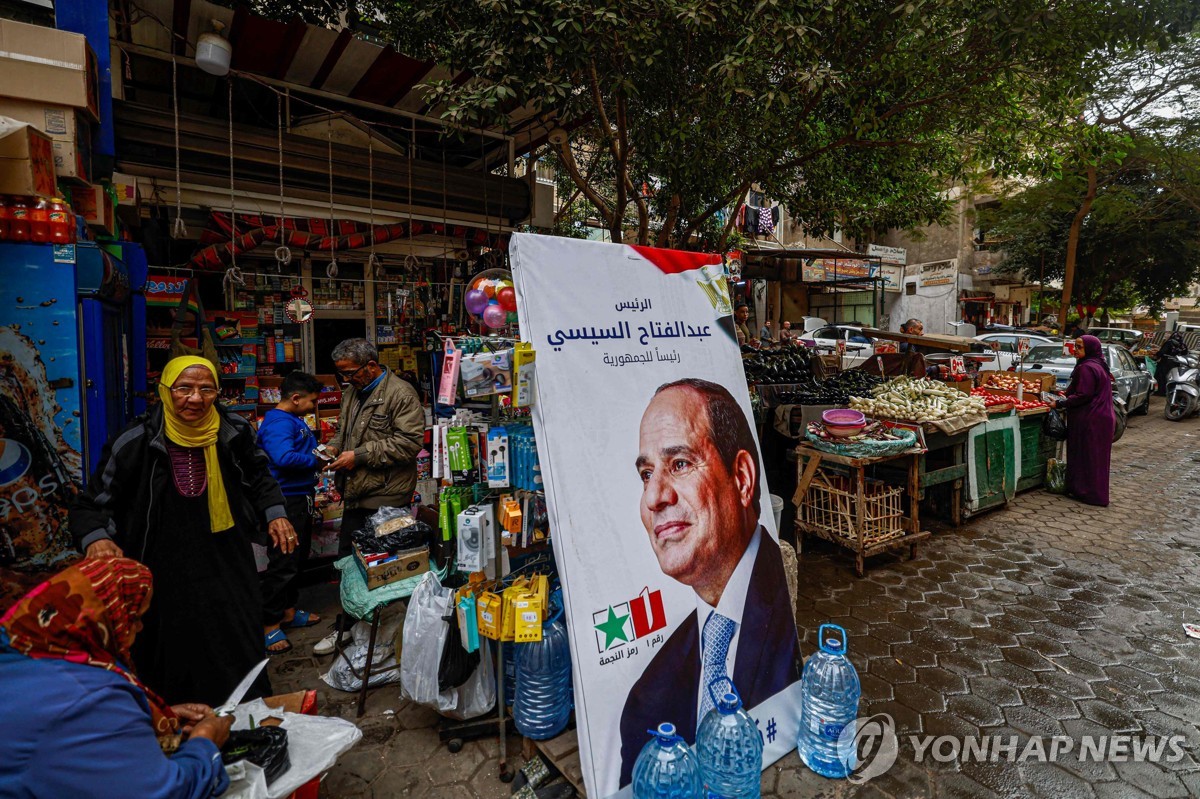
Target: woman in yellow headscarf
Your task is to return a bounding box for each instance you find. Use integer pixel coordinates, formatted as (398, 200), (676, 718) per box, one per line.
(69, 356), (297, 706)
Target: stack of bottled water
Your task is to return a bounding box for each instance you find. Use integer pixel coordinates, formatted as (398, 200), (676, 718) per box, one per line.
(632, 680), (763, 799)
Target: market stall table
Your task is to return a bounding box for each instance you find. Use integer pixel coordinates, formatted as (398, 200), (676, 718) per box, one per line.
(793, 444), (932, 576)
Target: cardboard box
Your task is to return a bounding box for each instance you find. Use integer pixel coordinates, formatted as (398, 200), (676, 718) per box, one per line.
(71, 183), (115, 235)
(0, 119), (56, 197)
(0, 19), (99, 121)
(0, 99), (92, 183)
(354, 544), (430, 590)
(978, 370), (1055, 393)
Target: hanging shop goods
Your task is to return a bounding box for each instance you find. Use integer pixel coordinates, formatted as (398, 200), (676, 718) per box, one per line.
(464, 268), (518, 330)
(509, 234), (804, 798)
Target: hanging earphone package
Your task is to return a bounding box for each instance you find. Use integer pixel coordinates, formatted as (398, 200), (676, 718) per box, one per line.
(437, 338), (461, 406)
(456, 505), (486, 573)
(487, 427), (510, 488)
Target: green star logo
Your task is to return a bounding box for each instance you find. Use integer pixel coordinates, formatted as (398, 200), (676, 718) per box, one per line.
(594, 606), (631, 651)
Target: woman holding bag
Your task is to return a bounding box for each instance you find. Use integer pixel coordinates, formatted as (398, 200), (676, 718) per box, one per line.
(1056, 335), (1115, 506)
(70, 356), (296, 705)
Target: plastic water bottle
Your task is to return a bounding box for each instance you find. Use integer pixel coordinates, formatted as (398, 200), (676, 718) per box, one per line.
(695, 681), (762, 798)
(797, 623), (861, 778)
(632, 722), (703, 799)
(513, 591), (573, 739)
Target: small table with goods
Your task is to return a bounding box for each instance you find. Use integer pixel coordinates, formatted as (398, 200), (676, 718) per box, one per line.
(793, 415), (932, 576)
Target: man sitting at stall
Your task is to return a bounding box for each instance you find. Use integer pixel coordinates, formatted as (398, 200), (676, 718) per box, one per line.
(899, 318), (925, 353)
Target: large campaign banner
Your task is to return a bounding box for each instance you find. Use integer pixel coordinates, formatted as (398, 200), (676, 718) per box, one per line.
(510, 234), (803, 797)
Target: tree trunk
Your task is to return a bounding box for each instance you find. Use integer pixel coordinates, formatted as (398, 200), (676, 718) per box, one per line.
(1059, 164), (1098, 326)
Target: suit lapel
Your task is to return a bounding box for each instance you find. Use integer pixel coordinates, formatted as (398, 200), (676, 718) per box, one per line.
(733, 532), (786, 706)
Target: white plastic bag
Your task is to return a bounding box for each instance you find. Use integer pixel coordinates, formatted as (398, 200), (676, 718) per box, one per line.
(439, 639), (496, 720)
(399, 571), (496, 719)
(399, 571), (453, 705)
(321, 618), (404, 692)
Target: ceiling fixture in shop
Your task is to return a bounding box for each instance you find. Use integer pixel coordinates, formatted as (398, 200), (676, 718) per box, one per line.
(196, 20), (232, 77)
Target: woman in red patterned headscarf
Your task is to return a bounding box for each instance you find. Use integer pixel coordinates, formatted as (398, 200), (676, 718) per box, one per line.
(0, 558), (233, 798)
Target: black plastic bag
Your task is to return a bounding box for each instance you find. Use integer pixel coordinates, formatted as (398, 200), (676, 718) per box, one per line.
(1043, 408), (1067, 441)
(222, 727), (290, 785)
(438, 607), (481, 692)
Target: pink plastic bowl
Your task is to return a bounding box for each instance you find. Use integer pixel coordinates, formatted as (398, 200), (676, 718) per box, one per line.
(822, 409), (866, 426)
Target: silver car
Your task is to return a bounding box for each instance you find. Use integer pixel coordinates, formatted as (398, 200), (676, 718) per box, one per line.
(1017, 344), (1153, 415)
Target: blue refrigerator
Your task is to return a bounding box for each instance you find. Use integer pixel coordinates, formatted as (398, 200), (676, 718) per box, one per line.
(0, 240), (144, 605)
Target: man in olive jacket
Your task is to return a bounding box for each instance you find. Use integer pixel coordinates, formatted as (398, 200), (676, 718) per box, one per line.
(325, 338), (425, 556)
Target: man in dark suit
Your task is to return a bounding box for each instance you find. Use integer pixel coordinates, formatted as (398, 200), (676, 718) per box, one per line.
(620, 378), (802, 788)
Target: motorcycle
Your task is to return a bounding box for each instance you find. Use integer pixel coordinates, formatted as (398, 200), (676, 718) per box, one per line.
(1162, 352), (1200, 421)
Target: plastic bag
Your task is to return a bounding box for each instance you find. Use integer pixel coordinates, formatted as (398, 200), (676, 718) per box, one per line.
(400, 571), (496, 719)
(399, 571), (453, 706)
(321, 619), (403, 691)
(1046, 458), (1067, 494)
(1043, 408), (1067, 441)
(438, 604), (480, 691)
(225, 698), (363, 799)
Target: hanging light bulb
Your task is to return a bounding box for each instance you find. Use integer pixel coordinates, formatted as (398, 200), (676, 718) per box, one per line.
(196, 20), (232, 77)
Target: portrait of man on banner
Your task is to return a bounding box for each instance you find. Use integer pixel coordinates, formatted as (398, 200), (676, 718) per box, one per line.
(618, 377), (803, 787)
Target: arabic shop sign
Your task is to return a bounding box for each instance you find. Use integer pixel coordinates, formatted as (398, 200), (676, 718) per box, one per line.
(867, 244), (907, 265)
(916, 259), (958, 288)
(801, 259), (878, 282)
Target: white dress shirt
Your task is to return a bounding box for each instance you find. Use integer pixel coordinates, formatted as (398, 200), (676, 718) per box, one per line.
(694, 526), (761, 721)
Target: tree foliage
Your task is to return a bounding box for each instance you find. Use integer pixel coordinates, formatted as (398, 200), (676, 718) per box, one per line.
(376, 0), (1198, 247)
(982, 136), (1200, 315)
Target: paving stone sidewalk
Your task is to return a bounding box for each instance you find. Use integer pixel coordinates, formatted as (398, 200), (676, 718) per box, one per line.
(274, 398), (1200, 798)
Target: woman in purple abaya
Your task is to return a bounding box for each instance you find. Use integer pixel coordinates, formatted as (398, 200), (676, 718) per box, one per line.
(1056, 335), (1114, 506)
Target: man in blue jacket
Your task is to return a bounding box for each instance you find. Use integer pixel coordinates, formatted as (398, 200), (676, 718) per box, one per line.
(257, 371), (325, 654)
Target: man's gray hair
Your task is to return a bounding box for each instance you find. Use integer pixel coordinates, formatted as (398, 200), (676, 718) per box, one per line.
(331, 338), (378, 366)
(902, 318), (924, 332)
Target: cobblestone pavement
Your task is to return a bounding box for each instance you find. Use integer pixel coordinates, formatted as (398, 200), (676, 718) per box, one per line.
(275, 398), (1200, 798)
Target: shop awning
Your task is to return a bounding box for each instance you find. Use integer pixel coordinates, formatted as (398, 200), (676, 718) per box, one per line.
(112, 0), (556, 170)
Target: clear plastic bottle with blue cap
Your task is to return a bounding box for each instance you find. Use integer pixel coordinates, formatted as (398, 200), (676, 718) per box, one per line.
(631, 722), (703, 799)
(797, 623), (861, 778)
(695, 680), (763, 798)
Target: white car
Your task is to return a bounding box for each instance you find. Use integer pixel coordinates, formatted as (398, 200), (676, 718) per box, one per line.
(799, 325), (875, 367)
(974, 332), (1056, 371)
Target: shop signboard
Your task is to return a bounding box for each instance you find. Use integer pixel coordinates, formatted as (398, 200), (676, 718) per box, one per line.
(879, 264), (904, 293)
(801, 258), (826, 282)
(868, 243), (907, 265)
(823, 259), (876, 280)
(510, 234), (803, 798)
(916, 258), (958, 287)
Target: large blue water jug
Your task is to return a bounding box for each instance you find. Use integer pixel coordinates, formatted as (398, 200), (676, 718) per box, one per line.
(632, 722), (703, 799)
(695, 681), (762, 799)
(513, 591), (573, 739)
(797, 623), (861, 778)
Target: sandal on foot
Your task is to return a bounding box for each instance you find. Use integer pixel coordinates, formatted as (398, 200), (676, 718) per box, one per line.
(281, 609), (320, 629)
(265, 627), (293, 655)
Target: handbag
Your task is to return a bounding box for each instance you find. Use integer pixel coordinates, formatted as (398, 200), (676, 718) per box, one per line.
(168, 278), (220, 372)
(1043, 408), (1067, 441)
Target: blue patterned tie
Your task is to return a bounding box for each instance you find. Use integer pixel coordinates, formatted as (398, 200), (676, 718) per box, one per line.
(699, 610), (737, 722)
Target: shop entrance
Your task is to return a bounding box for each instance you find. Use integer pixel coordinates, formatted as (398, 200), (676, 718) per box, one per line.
(313, 319), (368, 374)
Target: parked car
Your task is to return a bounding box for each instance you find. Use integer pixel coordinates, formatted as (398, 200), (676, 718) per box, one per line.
(1016, 343), (1153, 415)
(785, 316), (828, 335)
(1086, 327), (1145, 350)
(974, 332), (1057, 371)
(799, 324), (875, 367)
